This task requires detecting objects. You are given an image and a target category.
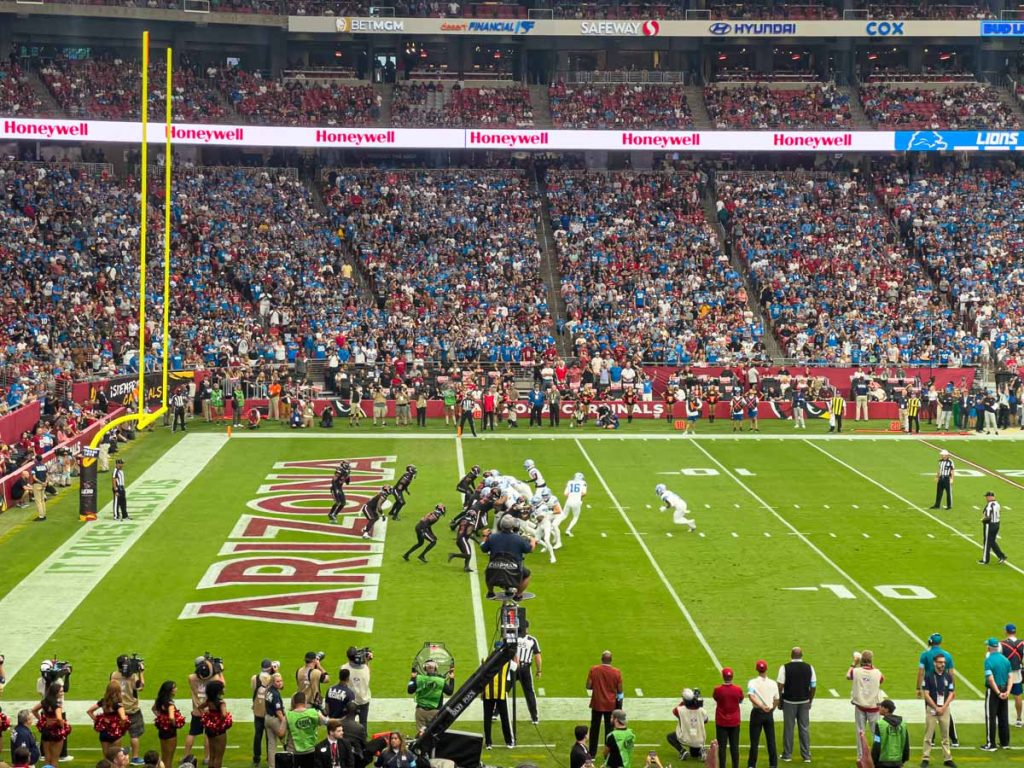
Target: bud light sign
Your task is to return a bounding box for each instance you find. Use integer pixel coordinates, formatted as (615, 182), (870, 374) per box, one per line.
(981, 20), (1024, 36)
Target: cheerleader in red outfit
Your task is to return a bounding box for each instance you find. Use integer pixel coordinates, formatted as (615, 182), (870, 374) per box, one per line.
(32, 682), (71, 767)
(87, 681), (130, 760)
(153, 681), (186, 768)
(200, 681), (232, 768)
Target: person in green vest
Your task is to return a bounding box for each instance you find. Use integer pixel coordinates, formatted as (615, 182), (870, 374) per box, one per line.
(232, 387), (245, 427)
(604, 709), (635, 768)
(407, 661), (455, 733)
(870, 699), (909, 768)
(209, 384), (225, 422)
(442, 386), (457, 426)
(283, 691), (326, 768)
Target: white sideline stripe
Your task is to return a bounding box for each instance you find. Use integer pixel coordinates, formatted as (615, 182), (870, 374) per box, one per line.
(828, 688), (840, 698)
(686, 440), (985, 696)
(3, 697), (993, 725)
(576, 438), (722, 670)
(0, 434), (229, 684)
(806, 440), (1024, 588)
(455, 436), (488, 663)
(228, 432), (1020, 442)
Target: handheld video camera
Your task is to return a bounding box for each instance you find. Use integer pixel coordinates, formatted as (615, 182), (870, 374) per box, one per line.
(347, 647), (372, 666)
(118, 654), (145, 676)
(42, 659), (73, 693)
(196, 652), (224, 678)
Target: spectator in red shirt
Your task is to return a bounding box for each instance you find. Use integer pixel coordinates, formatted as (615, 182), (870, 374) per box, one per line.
(714, 667), (744, 768)
(585, 651), (623, 758)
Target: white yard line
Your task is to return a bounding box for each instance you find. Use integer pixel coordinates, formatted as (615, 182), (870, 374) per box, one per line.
(456, 435), (489, 662)
(6, 697), (990, 725)
(228, 432), (1020, 442)
(575, 438), (722, 670)
(0, 434), (229, 683)
(806, 440), (1024, 585)
(918, 439), (1024, 493)
(688, 440), (987, 698)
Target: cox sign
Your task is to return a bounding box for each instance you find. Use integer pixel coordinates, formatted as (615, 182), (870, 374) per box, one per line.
(866, 21), (904, 36)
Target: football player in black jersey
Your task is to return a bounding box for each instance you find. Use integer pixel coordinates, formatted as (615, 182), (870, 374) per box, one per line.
(390, 464), (417, 521)
(402, 503), (446, 563)
(362, 486), (391, 539)
(456, 464), (482, 508)
(328, 461), (351, 523)
(448, 506), (478, 572)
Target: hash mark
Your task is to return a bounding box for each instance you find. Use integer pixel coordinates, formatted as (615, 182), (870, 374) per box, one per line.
(666, 532), (673, 538)
(645, 504), (652, 509)
(862, 533), (870, 538)
(635, 688), (644, 697)
(764, 532), (772, 537)
(829, 688), (840, 698)
(823, 504), (830, 509)
(894, 533), (902, 539)
(852, 504), (859, 509)
(927, 533), (935, 539)
(882, 504), (890, 509)
(538, 688), (546, 697)
(698, 532), (705, 538)
(829, 533), (837, 538)
(731, 532), (739, 538)
(600, 532), (607, 538)
(704, 504), (711, 509)
(733, 503), (740, 509)
(794, 504), (801, 509)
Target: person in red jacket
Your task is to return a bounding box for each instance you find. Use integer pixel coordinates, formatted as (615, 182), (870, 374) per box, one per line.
(714, 667), (744, 768)
(483, 387), (497, 432)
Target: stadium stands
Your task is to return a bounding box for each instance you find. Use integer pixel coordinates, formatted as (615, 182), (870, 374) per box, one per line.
(704, 82), (852, 129)
(546, 170), (764, 365)
(717, 172), (973, 366)
(860, 82), (1020, 130)
(392, 82), (532, 127)
(221, 70), (380, 126)
(0, 64), (44, 117)
(548, 83), (693, 130)
(323, 170), (554, 364)
(879, 168), (1024, 361)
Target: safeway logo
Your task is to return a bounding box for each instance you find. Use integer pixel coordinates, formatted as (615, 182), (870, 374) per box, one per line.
(642, 20), (660, 36)
(467, 131), (549, 147)
(315, 129), (397, 145)
(2, 120), (89, 139)
(581, 20), (643, 35)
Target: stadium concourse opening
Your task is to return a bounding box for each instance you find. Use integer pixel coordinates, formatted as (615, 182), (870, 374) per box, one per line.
(1, 3), (1024, 766)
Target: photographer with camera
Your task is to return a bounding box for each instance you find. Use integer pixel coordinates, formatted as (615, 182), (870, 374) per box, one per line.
(252, 660), (278, 768)
(341, 649), (372, 727)
(110, 654), (145, 763)
(480, 515), (535, 600)
(184, 654), (225, 764)
(667, 688), (707, 761)
(296, 653), (329, 713)
(88, 682), (130, 761)
(407, 661), (455, 732)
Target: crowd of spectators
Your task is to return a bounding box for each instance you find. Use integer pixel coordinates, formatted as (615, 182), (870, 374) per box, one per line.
(324, 169), (555, 364)
(0, 64), (44, 117)
(860, 83), (1020, 130)
(717, 172), (975, 366)
(878, 165), (1024, 364)
(547, 169), (765, 366)
(38, 57), (228, 122)
(220, 69), (380, 126)
(548, 83), (693, 130)
(708, 1), (840, 18)
(857, 1), (996, 18)
(392, 82), (533, 127)
(704, 83), (852, 129)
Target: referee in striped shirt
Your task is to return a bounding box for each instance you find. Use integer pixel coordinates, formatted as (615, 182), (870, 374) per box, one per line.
(979, 491), (1007, 565)
(931, 450), (954, 510)
(514, 622), (542, 725)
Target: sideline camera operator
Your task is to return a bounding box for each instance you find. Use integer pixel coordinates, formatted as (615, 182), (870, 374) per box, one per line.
(296, 653), (329, 713)
(481, 515), (536, 600)
(408, 661), (455, 733)
(111, 654), (146, 764)
(251, 659), (279, 767)
(184, 653), (225, 763)
(341, 649), (372, 727)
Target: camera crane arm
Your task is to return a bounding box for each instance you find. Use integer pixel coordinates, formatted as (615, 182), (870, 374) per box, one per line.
(408, 640), (518, 762)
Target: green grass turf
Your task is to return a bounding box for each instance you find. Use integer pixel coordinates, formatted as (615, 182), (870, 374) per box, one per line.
(1, 416), (1023, 768)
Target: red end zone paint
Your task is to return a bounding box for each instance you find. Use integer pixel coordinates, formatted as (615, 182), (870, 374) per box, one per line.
(180, 455), (395, 631)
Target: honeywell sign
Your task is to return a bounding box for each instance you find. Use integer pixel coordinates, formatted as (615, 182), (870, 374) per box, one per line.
(0, 119), (930, 153)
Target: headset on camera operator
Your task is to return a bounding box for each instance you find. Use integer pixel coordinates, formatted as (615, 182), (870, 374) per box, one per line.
(341, 649), (372, 727)
(184, 654), (225, 764)
(252, 659), (279, 767)
(296, 653), (329, 712)
(110, 654), (145, 763)
(480, 514), (536, 600)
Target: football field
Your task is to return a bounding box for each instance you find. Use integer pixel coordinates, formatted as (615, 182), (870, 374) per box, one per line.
(2, 420), (1024, 766)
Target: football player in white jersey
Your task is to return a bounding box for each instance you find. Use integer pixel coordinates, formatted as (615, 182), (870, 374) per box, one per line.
(539, 487), (563, 550)
(563, 472), (588, 537)
(523, 459), (547, 490)
(530, 493), (557, 563)
(655, 483), (696, 530)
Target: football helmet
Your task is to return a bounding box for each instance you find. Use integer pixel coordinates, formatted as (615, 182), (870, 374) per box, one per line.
(523, 459), (535, 471)
(655, 483), (667, 496)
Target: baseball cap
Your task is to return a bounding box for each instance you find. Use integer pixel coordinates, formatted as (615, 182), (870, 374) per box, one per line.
(986, 491), (996, 497)
(261, 658), (273, 670)
(721, 667), (733, 680)
(988, 637), (1001, 648)
(194, 656), (207, 667)
(755, 660), (768, 673)
(1007, 624), (1017, 633)
(305, 651), (318, 662)
(928, 633), (942, 645)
